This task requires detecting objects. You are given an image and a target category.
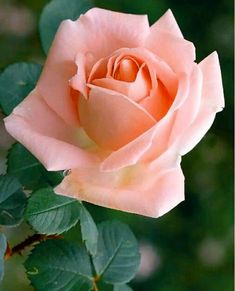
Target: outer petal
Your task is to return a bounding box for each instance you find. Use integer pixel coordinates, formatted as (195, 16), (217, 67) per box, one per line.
(80, 8), (150, 59)
(38, 20), (80, 126)
(145, 26), (195, 74)
(55, 161), (184, 218)
(79, 85), (156, 150)
(70, 53), (89, 98)
(169, 65), (203, 144)
(198, 51), (225, 110)
(38, 8), (150, 124)
(4, 89), (99, 170)
(177, 52), (224, 155)
(153, 9), (183, 38)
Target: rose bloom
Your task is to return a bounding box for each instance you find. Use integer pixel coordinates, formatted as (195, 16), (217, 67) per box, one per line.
(5, 9), (224, 217)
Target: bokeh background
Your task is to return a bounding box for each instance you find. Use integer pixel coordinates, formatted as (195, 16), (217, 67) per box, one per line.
(0, 0), (233, 290)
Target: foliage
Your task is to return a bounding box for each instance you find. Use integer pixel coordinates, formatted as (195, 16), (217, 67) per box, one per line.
(0, 234), (7, 281)
(0, 0), (233, 290)
(25, 187), (81, 235)
(7, 143), (63, 191)
(93, 221), (140, 284)
(25, 240), (94, 291)
(80, 204), (98, 256)
(0, 63), (42, 115)
(0, 175), (27, 227)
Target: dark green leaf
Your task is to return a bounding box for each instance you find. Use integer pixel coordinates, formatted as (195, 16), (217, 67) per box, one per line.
(39, 0), (93, 54)
(25, 187), (81, 234)
(114, 284), (133, 291)
(7, 143), (63, 190)
(0, 63), (42, 115)
(80, 205), (98, 256)
(96, 281), (113, 291)
(25, 239), (93, 291)
(93, 221), (140, 284)
(0, 234), (7, 281)
(0, 175), (26, 226)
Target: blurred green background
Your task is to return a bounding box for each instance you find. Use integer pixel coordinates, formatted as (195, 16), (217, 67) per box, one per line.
(0, 0), (233, 290)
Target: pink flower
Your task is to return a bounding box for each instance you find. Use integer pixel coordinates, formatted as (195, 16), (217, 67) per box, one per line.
(4, 9), (224, 217)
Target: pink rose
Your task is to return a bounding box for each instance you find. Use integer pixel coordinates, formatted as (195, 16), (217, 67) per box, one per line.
(4, 9), (224, 217)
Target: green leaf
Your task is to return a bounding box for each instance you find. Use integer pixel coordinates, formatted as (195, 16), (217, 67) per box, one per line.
(0, 175), (27, 226)
(114, 284), (133, 291)
(80, 205), (98, 256)
(0, 234), (7, 281)
(39, 0), (93, 54)
(25, 239), (93, 291)
(0, 63), (42, 115)
(25, 187), (81, 234)
(7, 143), (63, 190)
(96, 281), (113, 291)
(93, 221), (140, 284)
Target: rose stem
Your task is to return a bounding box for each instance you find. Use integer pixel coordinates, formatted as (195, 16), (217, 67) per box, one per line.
(4, 233), (61, 259)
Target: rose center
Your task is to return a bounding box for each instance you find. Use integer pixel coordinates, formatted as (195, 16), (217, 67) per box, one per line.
(114, 58), (139, 82)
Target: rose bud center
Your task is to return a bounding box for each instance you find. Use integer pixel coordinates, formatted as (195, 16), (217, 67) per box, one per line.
(114, 58), (139, 82)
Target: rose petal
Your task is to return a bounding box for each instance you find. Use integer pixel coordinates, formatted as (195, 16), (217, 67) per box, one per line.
(38, 20), (80, 126)
(4, 89), (99, 170)
(108, 47), (178, 98)
(139, 80), (173, 121)
(177, 52), (224, 155)
(92, 64), (151, 102)
(55, 161), (184, 218)
(88, 57), (109, 83)
(70, 53), (89, 98)
(145, 26), (195, 74)
(79, 85), (156, 150)
(115, 58), (139, 82)
(101, 73), (189, 171)
(169, 65), (203, 144)
(198, 51), (225, 110)
(153, 9), (183, 38)
(81, 8), (150, 58)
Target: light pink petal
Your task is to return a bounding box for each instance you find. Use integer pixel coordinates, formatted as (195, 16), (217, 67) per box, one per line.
(4, 89), (99, 170)
(91, 78), (129, 95)
(145, 27), (195, 74)
(80, 8), (150, 59)
(38, 20), (80, 126)
(198, 51), (225, 110)
(177, 109), (218, 155)
(70, 53), (88, 98)
(55, 161), (184, 218)
(177, 52), (225, 155)
(100, 126), (157, 171)
(169, 65), (203, 144)
(79, 85), (156, 150)
(101, 73), (189, 171)
(139, 80), (173, 121)
(128, 65), (151, 101)
(88, 57), (109, 83)
(152, 9), (183, 38)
